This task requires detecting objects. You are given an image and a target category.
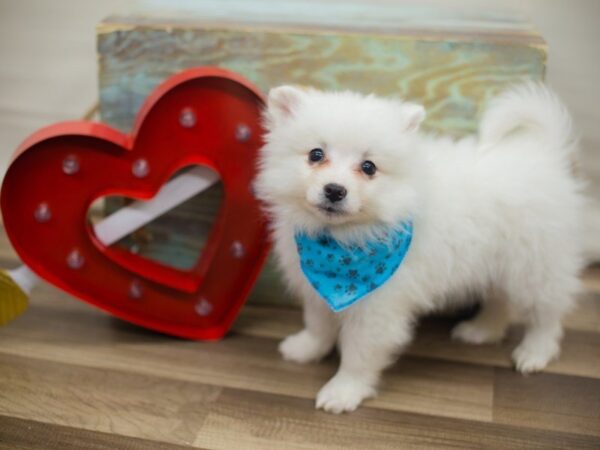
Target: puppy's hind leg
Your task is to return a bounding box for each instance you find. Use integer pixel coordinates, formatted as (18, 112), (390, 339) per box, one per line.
(506, 235), (579, 373)
(279, 293), (339, 364)
(509, 272), (577, 373)
(512, 302), (566, 374)
(452, 288), (510, 345)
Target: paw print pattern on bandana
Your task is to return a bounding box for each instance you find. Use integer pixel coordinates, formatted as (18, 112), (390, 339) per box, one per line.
(295, 222), (413, 312)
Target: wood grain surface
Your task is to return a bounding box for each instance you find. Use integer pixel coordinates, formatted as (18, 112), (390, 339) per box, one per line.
(0, 224), (599, 449)
(98, 15), (546, 137)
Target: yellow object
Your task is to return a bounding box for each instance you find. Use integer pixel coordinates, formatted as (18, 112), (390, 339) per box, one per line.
(0, 270), (28, 325)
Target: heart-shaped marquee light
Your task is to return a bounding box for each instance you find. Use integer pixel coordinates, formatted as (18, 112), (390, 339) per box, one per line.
(1, 67), (271, 340)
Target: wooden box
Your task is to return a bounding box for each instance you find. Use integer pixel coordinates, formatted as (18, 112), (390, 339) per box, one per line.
(97, 3), (546, 306)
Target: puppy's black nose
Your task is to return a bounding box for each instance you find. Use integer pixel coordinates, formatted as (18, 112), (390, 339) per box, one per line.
(323, 183), (347, 203)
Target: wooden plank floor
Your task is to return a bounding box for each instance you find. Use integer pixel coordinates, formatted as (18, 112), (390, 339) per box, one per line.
(0, 226), (599, 449)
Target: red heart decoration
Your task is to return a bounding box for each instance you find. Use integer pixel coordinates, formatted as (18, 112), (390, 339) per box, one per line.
(1, 67), (270, 340)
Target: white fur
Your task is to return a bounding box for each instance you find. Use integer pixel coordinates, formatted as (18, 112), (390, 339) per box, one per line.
(254, 83), (584, 414)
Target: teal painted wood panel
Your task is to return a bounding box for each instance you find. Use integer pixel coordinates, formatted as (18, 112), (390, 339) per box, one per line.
(98, 25), (545, 136)
(97, 14), (546, 306)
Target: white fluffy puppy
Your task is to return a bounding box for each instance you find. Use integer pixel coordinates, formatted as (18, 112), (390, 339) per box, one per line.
(254, 83), (584, 414)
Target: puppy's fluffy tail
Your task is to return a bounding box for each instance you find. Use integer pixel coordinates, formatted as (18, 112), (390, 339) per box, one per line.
(479, 83), (600, 264)
(478, 82), (577, 157)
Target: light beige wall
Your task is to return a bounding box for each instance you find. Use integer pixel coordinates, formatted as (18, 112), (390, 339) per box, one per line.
(0, 0), (598, 191)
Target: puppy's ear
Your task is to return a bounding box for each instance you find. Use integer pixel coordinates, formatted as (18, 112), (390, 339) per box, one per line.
(400, 102), (426, 133)
(267, 86), (304, 124)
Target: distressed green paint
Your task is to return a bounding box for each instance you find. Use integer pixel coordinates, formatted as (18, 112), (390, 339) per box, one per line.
(99, 27), (545, 136)
(97, 14), (546, 306)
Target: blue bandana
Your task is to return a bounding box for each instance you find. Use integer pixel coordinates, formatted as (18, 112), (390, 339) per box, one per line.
(295, 222), (413, 312)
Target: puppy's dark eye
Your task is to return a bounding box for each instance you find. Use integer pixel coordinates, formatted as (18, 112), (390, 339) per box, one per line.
(361, 160), (377, 176)
(308, 148), (325, 163)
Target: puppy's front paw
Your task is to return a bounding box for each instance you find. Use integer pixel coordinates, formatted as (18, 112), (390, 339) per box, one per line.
(279, 330), (331, 364)
(316, 373), (376, 414)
